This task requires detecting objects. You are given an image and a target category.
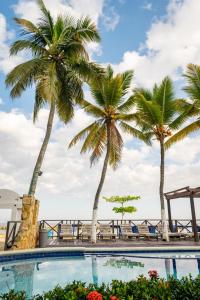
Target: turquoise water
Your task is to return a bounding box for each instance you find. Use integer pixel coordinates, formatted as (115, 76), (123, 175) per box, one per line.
(0, 252), (199, 298)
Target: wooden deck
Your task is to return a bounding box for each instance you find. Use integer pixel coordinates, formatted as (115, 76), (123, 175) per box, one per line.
(47, 238), (200, 248)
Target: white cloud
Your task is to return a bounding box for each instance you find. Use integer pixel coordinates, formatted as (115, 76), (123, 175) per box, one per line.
(0, 108), (199, 222)
(0, 13), (24, 74)
(0, 98), (3, 105)
(142, 2), (152, 11)
(112, 0), (200, 88)
(13, 0), (105, 24)
(101, 6), (120, 31)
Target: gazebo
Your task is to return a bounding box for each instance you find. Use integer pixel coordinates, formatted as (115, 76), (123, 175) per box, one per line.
(0, 189), (22, 221)
(164, 186), (200, 242)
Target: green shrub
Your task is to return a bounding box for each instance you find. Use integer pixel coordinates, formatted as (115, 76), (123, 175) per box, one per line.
(1, 275), (200, 300)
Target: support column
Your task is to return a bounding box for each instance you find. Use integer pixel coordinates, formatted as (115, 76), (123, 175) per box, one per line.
(190, 194), (199, 242)
(172, 259), (177, 279)
(167, 198), (173, 232)
(12, 195), (39, 250)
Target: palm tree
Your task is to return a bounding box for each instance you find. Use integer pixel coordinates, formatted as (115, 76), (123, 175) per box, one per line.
(69, 66), (149, 243)
(6, 0), (101, 196)
(133, 77), (187, 241)
(165, 64), (200, 149)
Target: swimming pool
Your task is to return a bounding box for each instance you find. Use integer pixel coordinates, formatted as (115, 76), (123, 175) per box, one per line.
(0, 249), (199, 298)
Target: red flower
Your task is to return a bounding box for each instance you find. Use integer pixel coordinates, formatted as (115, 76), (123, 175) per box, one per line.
(148, 270), (159, 279)
(87, 291), (103, 300)
(110, 296), (119, 300)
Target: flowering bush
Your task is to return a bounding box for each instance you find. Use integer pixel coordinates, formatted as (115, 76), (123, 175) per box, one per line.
(1, 275), (200, 300)
(87, 291), (103, 300)
(148, 270), (159, 279)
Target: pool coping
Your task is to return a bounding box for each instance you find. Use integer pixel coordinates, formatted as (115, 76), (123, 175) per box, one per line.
(0, 245), (200, 257)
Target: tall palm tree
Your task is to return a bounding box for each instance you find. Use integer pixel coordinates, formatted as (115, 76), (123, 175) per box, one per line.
(69, 66), (149, 243)
(133, 77), (187, 241)
(6, 0), (101, 196)
(165, 64), (200, 149)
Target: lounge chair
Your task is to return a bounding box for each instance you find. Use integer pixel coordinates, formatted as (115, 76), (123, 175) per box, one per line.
(120, 224), (139, 239)
(137, 224), (159, 240)
(80, 224), (92, 240)
(157, 224), (188, 239)
(99, 224), (116, 240)
(59, 224), (74, 240)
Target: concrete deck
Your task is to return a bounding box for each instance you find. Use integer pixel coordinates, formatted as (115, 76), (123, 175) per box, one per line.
(47, 238), (200, 248)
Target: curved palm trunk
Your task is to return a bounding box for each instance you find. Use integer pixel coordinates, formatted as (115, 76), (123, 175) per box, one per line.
(159, 138), (169, 241)
(28, 102), (55, 196)
(91, 124), (110, 243)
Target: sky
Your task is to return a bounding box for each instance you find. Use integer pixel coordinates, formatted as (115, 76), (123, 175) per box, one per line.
(0, 0), (200, 222)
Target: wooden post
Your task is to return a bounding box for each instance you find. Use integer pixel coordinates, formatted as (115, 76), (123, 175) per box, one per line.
(190, 194), (199, 242)
(167, 198), (173, 232)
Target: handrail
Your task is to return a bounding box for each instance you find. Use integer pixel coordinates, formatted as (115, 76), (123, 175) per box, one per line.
(4, 221), (21, 250)
(39, 219), (200, 238)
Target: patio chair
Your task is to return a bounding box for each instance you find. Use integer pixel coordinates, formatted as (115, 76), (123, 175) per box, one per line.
(99, 224), (116, 240)
(80, 224), (93, 240)
(137, 224), (159, 240)
(120, 224), (139, 239)
(157, 224), (186, 239)
(59, 224), (74, 240)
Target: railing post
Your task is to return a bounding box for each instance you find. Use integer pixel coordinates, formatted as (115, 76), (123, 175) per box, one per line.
(175, 220), (178, 232)
(4, 221), (10, 250)
(112, 220), (114, 234)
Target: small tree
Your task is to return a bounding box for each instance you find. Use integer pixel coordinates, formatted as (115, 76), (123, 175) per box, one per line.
(103, 195), (140, 220)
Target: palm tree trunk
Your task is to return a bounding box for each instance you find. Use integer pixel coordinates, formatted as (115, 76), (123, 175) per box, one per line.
(159, 138), (169, 241)
(28, 102), (55, 196)
(91, 123), (110, 243)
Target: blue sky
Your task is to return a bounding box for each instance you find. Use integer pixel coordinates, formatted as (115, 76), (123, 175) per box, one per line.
(0, 0), (200, 222)
(0, 0), (169, 113)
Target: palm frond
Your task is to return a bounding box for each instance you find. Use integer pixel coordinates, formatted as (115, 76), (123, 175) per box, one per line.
(119, 121), (151, 145)
(69, 121), (101, 149)
(10, 40), (48, 56)
(75, 16), (100, 43)
(79, 99), (106, 118)
(108, 123), (123, 168)
(165, 119), (200, 149)
(37, 0), (54, 38)
(33, 85), (46, 122)
(5, 58), (45, 98)
(72, 60), (104, 83)
(153, 77), (175, 123)
(120, 70), (134, 96)
(183, 63), (200, 101)
(134, 91), (162, 126)
(90, 124), (107, 165)
(117, 95), (135, 112)
(14, 18), (38, 33)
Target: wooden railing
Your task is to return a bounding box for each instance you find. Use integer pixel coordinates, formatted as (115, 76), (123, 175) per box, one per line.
(39, 219), (200, 239)
(4, 219), (199, 250)
(4, 221), (21, 250)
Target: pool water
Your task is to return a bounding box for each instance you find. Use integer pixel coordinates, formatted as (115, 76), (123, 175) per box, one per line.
(0, 252), (200, 298)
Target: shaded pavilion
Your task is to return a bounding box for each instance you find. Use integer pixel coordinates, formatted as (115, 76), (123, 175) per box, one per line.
(164, 186), (200, 242)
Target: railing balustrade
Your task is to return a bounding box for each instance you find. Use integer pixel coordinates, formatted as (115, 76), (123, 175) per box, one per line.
(39, 219), (200, 239)
(4, 221), (21, 250)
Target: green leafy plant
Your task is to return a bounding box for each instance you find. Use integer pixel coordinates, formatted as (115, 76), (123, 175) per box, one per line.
(103, 195), (140, 220)
(1, 275), (200, 300)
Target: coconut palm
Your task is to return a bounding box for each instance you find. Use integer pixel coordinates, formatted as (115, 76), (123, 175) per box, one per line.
(165, 64), (200, 149)
(6, 0), (101, 196)
(69, 66), (149, 243)
(133, 77), (188, 241)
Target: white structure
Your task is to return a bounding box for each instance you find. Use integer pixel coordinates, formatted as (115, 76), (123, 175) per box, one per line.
(0, 189), (22, 221)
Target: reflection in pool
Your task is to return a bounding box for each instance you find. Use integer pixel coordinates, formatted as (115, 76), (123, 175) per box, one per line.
(0, 253), (199, 298)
